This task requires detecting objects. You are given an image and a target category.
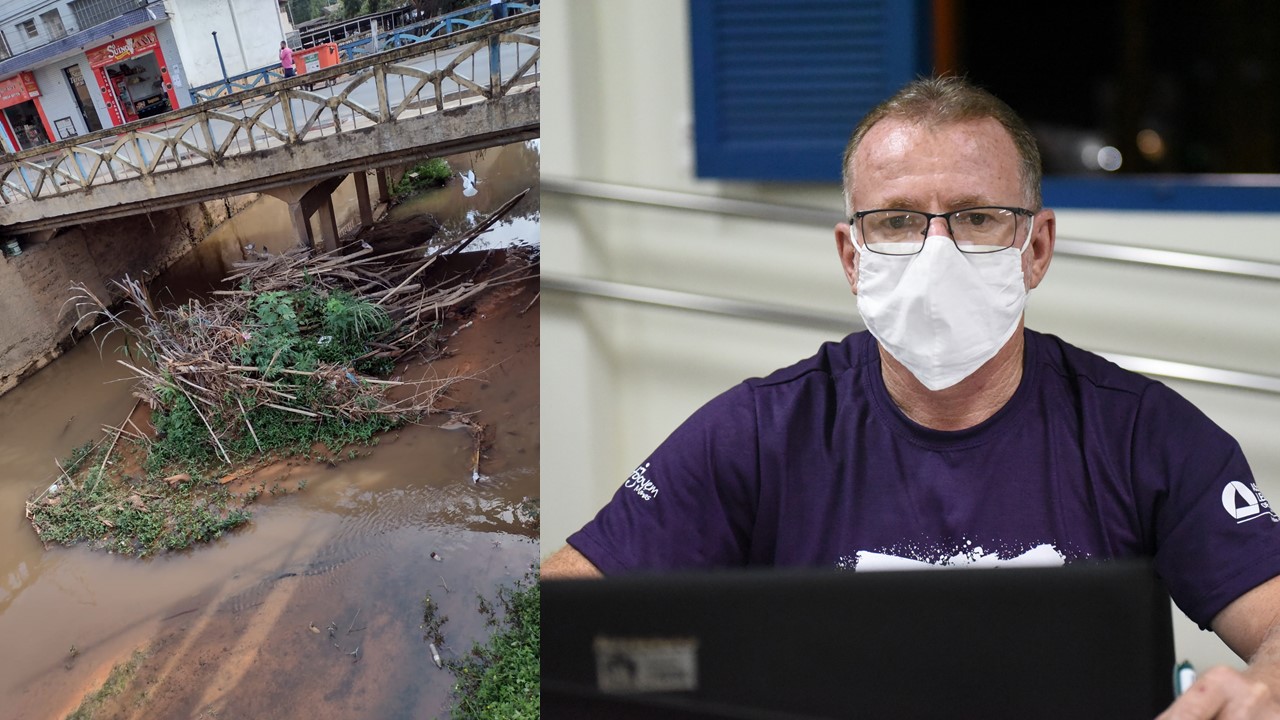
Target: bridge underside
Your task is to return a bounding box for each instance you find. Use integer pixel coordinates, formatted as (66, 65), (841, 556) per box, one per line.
(0, 88), (538, 237)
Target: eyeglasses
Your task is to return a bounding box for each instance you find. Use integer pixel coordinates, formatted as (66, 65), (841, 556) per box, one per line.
(851, 207), (1035, 255)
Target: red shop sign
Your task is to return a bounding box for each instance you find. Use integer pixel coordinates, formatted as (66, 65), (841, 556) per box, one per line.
(87, 29), (159, 67)
(0, 71), (40, 106)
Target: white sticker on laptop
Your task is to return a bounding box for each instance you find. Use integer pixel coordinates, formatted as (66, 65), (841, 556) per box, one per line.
(593, 636), (699, 693)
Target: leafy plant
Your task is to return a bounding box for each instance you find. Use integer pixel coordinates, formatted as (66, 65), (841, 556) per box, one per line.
(63, 441), (97, 475)
(448, 570), (539, 719)
(147, 392), (217, 475)
(394, 158), (453, 197)
(29, 438), (251, 557)
(323, 292), (391, 344)
(239, 291), (306, 372)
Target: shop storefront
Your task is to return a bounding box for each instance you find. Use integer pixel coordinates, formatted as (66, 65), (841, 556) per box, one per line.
(0, 71), (53, 152)
(87, 28), (179, 125)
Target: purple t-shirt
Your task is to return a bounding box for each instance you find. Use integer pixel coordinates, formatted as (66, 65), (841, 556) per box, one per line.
(568, 329), (1280, 629)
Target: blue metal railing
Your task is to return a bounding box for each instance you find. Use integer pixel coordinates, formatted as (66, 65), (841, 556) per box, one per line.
(189, 1), (538, 103)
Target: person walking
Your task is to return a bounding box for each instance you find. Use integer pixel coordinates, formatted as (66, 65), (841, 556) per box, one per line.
(280, 41), (296, 79)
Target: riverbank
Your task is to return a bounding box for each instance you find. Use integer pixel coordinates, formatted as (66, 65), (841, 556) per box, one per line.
(46, 250), (538, 719)
(27, 194), (531, 557)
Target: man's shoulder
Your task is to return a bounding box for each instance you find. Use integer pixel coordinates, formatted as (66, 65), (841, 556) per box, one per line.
(1029, 329), (1235, 454)
(1028, 329), (1157, 398)
(669, 332), (871, 440)
(744, 331), (873, 392)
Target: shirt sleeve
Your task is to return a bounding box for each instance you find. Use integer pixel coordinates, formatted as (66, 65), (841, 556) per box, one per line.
(1138, 382), (1280, 629)
(567, 384), (762, 574)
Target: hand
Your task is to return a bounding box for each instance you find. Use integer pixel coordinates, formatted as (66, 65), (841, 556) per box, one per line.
(1157, 666), (1280, 719)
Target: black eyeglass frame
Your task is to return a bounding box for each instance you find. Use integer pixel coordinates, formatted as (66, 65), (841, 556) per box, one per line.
(850, 206), (1037, 255)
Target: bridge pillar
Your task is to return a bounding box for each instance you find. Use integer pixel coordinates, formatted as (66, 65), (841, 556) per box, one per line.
(375, 168), (391, 204)
(353, 171), (374, 230)
(262, 175), (347, 251)
(286, 200), (312, 248)
(318, 195), (339, 252)
(262, 182), (319, 249)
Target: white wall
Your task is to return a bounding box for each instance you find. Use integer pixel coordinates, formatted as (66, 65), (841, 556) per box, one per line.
(31, 61), (96, 139)
(542, 0), (1280, 673)
(152, 21), (193, 109)
(166, 0), (285, 89)
(0, 1), (74, 55)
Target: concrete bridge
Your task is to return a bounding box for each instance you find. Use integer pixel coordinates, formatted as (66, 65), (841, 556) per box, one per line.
(0, 11), (539, 249)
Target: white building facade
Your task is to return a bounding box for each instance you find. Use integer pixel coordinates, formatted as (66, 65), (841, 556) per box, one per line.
(0, 0), (285, 153)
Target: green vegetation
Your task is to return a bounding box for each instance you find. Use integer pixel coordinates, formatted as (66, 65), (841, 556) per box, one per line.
(287, 0), (324, 23)
(237, 289), (392, 372)
(31, 283), (422, 556)
(65, 649), (146, 720)
(35, 181), (523, 559)
(30, 459), (248, 556)
(145, 386), (395, 479)
(143, 287), (404, 478)
(58, 441), (97, 477)
(449, 570), (539, 719)
(394, 158), (454, 197)
(422, 592), (449, 646)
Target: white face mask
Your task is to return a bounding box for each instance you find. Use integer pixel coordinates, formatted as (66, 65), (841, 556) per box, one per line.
(854, 233), (1029, 391)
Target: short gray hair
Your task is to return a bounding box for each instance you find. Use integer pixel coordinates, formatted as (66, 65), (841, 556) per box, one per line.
(841, 76), (1043, 211)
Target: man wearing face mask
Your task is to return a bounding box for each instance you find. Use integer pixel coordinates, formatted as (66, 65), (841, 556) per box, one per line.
(544, 77), (1280, 716)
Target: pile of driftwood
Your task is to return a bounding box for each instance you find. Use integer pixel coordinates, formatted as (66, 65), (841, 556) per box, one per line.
(67, 190), (532, 466)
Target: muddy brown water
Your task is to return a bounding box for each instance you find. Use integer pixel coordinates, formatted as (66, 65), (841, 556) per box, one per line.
(0, 142), (538, 719)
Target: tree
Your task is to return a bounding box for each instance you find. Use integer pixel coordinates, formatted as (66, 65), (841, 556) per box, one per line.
(289, 0), (319, 24)
(407, 0), (473, 21)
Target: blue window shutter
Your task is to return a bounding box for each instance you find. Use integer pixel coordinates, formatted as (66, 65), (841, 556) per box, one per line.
(690, 0), (929, 181)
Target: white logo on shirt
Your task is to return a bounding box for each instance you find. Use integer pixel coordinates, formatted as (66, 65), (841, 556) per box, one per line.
(843, 543), (1067, 572)
(1222, 480), (1279, 523)
(624, 462), (659, 501)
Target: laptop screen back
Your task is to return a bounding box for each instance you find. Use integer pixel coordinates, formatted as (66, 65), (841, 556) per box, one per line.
(542, 561), (1175, 719)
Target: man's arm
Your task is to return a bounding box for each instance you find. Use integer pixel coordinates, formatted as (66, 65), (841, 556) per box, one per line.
(1158, 574), (1280, 719)
(543, 544), (603, 580)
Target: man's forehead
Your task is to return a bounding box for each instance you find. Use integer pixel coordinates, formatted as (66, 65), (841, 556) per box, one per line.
(854, 117), (1015, 164)
(847, 116), (1026, 210)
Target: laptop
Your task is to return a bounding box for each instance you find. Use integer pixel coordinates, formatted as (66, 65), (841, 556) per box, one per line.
(542, 561), (1175, 719)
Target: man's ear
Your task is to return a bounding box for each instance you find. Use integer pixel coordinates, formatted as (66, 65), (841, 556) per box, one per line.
(835, 222), (859, 295)
(1025, 209), (1056, 290)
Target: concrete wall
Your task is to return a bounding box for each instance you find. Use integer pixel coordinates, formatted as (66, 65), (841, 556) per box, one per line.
(167, 0), (286, 89)
(31, 63), (90, 140)
(0, 193), (257, 395)
(541, 0), (1280, 672)
(153, 20), (193, 109)
(0, 1), (75, 55)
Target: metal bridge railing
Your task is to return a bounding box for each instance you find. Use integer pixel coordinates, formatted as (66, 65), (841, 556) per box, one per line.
(0, 12), (539, 206)
(335, 2), (543, 62)
(188, 1), (540, 104)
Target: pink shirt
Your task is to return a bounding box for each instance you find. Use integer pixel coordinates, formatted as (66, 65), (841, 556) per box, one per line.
(280, 46), (294, 70)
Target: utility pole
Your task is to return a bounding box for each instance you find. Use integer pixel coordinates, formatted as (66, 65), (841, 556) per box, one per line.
(212, 31), (230, 94)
